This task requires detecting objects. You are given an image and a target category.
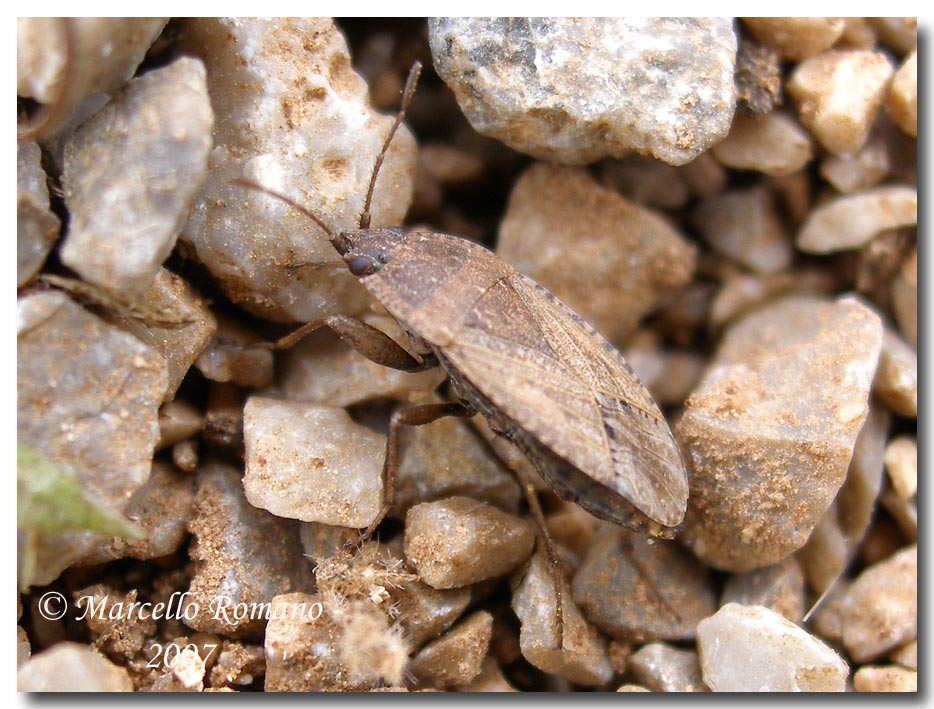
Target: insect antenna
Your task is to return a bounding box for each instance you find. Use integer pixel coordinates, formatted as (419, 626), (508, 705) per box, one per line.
(231, 178), (335, 240)
(358, 60), (422, 230)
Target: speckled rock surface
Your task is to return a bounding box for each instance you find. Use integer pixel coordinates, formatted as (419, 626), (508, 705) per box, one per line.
(697, 604), (848, 691)
(60, 58), (213, 300)
(677, 295), (883, 572)
(429, 17), (736, 165)
(178, 18), (417, 324)
(18, 291), (167, 585)
(497, 163), (696, 343)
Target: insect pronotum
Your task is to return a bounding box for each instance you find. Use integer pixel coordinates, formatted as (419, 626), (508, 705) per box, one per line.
(236, 61), (689, 649)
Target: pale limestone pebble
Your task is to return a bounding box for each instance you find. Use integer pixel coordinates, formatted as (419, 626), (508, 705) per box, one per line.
(797, 186), (917, 254)
(629, 643), (708, 692)
(209, 641), (265, 689)
(179, 18), (416, 324)
(572, 525), (716, 642)
(840, 545), (917, 663)
(622, 346), (704, 408)
(497, 163), (696, 343)
(17, 18), (168, 142)
(798, 405), (889, 595)
(392, 413), (521, 519)
(17, 626), (31, 666)
(429, 18), (736, 166)
(404, 496), (534, 589)
(708, 269), (838, 331)
(891, 247), (917, 346)
(17, 140), (60, 286)
(278, 313), (446, 408)
(600, 156), (689, 211)
(455, 656), (518, 692)
(242, 398), (383, 528)
(722, 557), (806, 623)
(17, 291), (168, 585)
(692, 185), (792, 274)
(697, 604), (849, 692)
(890, 640), (917, 670)
(868, 18), (917, 54)
(884, 436), (917, 501)
(819, 136), (890, 194)
(408, 611), (493, 689)
(390, 578), (472, 649)
(78, 463), (195, 565)
(17, 643), (134, 692)
(184, 463), (315, 637)
(838, 18), (878, 50)
(193, 315), (273, 390)
(711, 111), (814, 177)
(678, 295), (883, 572)
(678, 151), (728, 199)
(61, 58), (214, 301)
(617, 684), (651, 692)
(172, 440), (199, 473)
(158, 401), (203, 450)
(107, 268), (217, 402)
(741, 18), (845, 61)
(853, 665), (917, 692)
(787, 50), (895, 157)
(512, 548), (614, 686)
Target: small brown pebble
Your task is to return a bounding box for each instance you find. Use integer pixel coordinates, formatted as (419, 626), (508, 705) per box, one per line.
(867, 18), (917, 54)
(408, 611), (493, 689)
(572, 525), (715, 642)
(157, 401), (203, 450)
(712, 111), (813, 177)
(840, 544), (917, 662)
(17, 140), (60, 286)
(742, 17), (845, 61)
(734, 39), (782, 116)
(617, 684), (651, 692)
(890, 640), (917, 671)
(455, 656), (518, 692)
(797, 185), (917, 254)
(853, 665), (917, 692)
(404, 496), (534, 589)
(891, 247), (917, 346)
(629, 642), (708, 692)
(875, 328), (916, 419)
(884, 436), (917, 501)
(512, 548), (614, 686)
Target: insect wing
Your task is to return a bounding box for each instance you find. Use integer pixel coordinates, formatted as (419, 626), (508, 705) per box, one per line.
(441, 273), (688, 527)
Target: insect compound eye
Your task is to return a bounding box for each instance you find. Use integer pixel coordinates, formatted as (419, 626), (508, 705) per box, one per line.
(347, 254), (379, 277)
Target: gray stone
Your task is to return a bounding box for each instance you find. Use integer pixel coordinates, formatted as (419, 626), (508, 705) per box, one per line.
(61, 57), (213, 300)
(628, 642), (708, 692)
(243, 398), (384, 529)
(184, 463), (315, 637)
(18, 292), (168, 585)
(408, 611), (493, 689)
(572, 525), (716, 642)
(179, 18), (416, 324)
(677, 295), (883, 572)
(17, 140), (59, 286)
(721, 557), (806, 623)
(429, 17), (736, 165)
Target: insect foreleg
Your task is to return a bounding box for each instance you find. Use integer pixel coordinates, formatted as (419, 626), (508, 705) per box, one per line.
(269, 315), (437, 373)
(347, 401), (477, 548)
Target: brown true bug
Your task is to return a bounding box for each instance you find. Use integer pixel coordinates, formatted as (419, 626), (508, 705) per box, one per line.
(236, 61), (688, 648)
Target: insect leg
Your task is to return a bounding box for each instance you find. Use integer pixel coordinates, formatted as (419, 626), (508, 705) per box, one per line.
(269, 315), (437, 372)
(346, 401), (476, 548)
